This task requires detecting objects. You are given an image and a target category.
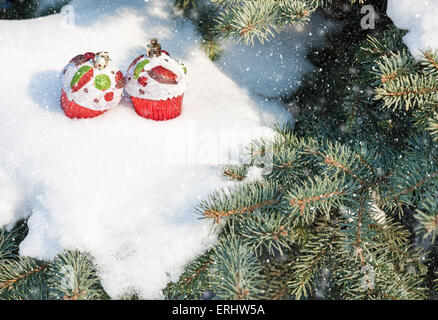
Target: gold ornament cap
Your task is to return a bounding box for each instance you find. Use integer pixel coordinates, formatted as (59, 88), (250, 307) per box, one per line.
(93, 52), (110, 70)
(146, 38), (162, 58)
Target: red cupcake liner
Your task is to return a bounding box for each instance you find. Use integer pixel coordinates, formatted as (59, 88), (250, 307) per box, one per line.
(60, 89), (107, 119)
(131, 94), (184, 121)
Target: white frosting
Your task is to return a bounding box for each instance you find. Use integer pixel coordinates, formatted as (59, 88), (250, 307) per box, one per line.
(60, 56), (124, 111)
(125, 53), (188, 100)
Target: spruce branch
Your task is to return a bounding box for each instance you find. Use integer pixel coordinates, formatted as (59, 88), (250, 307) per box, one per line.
(370, 219), (427, 276)
(288, 221), (341, 299)
(375, 73), (438, 111)
(372, 51), (417, 85)
(373, 263), (427, 300)
(0, 229), (16, 261)
(434, 273), (438, 293)
(305, 140), (377, 187)
(285, 175), (360, 224)
(360, 28), (407, 64)
(234, 210), (292, 256)
(210, 0), (243, 8)
(197, 181), (280, 222)
(266, 145), (307, 185)
(412, 101), (438, 129)
(278, 0), (315, 26)
(223, 165), (248, 181)
(198, 5), (224, 60)
(214, 0), (280, 45)
(421, 49), (438, 77)
(0, 223), (27, 261)
(259, 256), (295, 300)
(0, 257), (49, 299)
(209, 236), (264, 299)
(385, 152), (438, 207)
(339, 199), (377, 267)
(164, 250), (213, 299)
(334, 215), (427, 300)
(48, 250), (107, 300)
(211, 0), (329, 45)
(415, 197), (438, 243)
(427, 112), (438, 140)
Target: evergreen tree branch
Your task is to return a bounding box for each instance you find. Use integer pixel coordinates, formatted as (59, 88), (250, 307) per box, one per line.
(197, 181), (280, 222)
(285, 175), (360, 224)
(164, 250), (213, 299)
(48, 250), (107, 300)
(288, 221), (341, 299)
(0, 258), (49, 299)
(209, 236), (264, 299)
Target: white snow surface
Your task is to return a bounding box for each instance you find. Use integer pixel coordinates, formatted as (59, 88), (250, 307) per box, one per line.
(0, 0), (333, 298)
(387, 0), (438, 58)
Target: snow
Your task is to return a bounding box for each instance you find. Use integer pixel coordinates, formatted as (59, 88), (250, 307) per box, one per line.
(0, 0), (334, 298)
(0, 167), (24, 227)
(242, 166), (264, 183)
(387, 0), (438, 58)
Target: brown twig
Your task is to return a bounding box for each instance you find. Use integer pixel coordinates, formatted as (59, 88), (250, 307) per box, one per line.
(289, 191), (347, 215)
(204, 198), (277, 222)
(0, 264), (48, 290)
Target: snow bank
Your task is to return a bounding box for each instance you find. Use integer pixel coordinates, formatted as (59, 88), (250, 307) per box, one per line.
(0, 0), (332, 298)
(387, 0), (438, 58)
(0, 167), (24, 227)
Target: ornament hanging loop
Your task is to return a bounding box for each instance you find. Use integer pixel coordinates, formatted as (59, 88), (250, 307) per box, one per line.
(147, 38), (162, 58)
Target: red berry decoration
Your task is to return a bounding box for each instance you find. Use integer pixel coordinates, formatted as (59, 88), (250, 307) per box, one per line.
(104, 92), (114, 102)
(83, 52), (95, 62)
(147, 66), (177, 85)
(115, 71), (124, 82)
(115, 71), (125, 89)
(69, 52), (95, 66)
(137, 76), (148, 87)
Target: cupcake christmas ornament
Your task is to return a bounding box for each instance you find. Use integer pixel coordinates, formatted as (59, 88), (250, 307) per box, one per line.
(126, 39), (188, 121)
(60, 51), (125, 119)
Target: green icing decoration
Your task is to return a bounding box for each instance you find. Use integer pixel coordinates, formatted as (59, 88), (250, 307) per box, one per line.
(180, 63), (187, 74)
(70, 65), (92, 89)
(134, 59), (150, 79)
(94, 74), (111, 91)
